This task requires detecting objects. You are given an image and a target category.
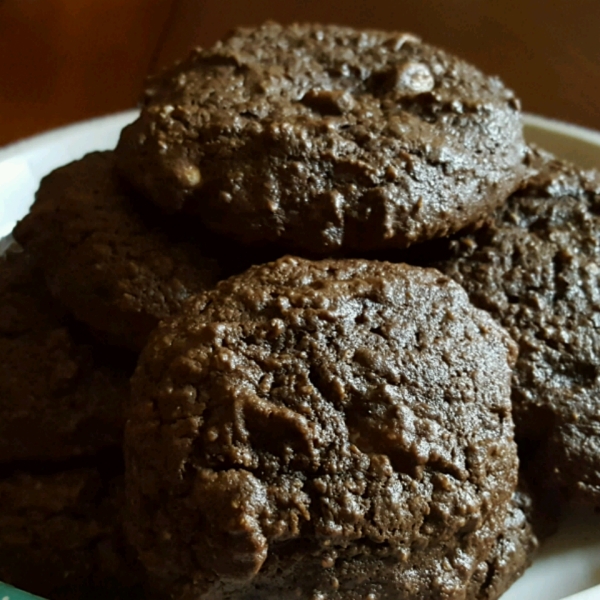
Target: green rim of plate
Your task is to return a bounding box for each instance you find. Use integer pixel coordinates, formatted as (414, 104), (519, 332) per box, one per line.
(0, 583), (45, 600)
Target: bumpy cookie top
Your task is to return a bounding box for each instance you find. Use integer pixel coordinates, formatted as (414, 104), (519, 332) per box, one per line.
(126, 257), (518, 595)
(14, 151), (222, 351)
(117, 22), (527, 253)
(437, 148), (600, 507)
(151, 491), (533, 600)
(468, 489), (537, 600)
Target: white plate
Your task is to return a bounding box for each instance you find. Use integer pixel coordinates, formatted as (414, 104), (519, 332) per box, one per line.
(1, 112), (600, 600)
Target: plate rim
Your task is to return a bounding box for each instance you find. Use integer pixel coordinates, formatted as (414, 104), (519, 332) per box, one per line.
(0, 109), (139, 163)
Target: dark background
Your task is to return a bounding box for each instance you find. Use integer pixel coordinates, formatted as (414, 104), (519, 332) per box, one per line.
(1, 0), (599, 146)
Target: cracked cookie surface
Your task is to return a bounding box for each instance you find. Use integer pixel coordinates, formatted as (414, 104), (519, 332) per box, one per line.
(117, 22), (527, 254)
(437, 148), (600, 507)
(14, 151), (221, 351)
(126, 256), (518, 599)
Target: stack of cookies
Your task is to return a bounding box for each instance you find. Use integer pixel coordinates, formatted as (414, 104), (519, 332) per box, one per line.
(2, 22), (598, 600)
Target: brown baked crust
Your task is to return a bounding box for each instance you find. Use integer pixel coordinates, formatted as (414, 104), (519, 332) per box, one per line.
(0, 472), (534, 600)
(436, 147), (600, 507)
(165, 496), (534, 600)
(116, 22), (527, 254)
(0, 250), (127, 462)
(126, 256), (518, 599)
(468, 489), (538, 600)
(13, 151), (221, 351)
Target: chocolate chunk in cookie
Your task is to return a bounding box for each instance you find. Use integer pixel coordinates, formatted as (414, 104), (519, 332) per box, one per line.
(0, 249), (127, 462)
(14, 151), (222, 351)
(126, 256), (518, 599)
(116, 22), (528, 254)
(437, 147), (600, 507)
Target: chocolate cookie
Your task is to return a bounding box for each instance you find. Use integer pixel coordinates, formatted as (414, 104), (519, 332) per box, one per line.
(126, 256), (518, 599)
(436, 148), (600, 507)
(116, 22), (527, 254)
(0, 249), (127, 462)
(468, 489), (538, 600)
(14, 151), (221, 351)
(0, 468), (147, 600)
